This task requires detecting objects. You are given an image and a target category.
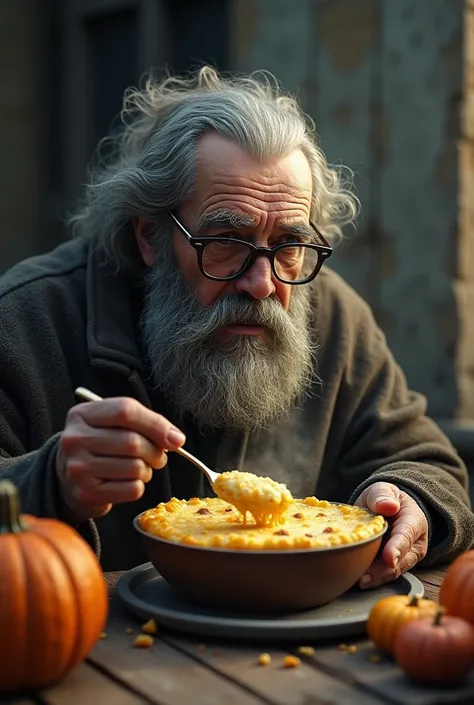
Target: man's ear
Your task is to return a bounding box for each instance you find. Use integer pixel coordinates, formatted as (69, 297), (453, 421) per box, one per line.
(133, 217), (156, 266)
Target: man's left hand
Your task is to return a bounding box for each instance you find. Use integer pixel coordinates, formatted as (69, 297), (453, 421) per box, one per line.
(354, 481), (428, 589)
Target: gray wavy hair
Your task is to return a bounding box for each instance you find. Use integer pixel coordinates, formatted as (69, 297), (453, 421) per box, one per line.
(69, 66), (359, 263)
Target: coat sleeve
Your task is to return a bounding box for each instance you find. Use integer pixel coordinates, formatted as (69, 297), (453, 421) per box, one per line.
(0, 300), (65, 517)
(0, 387), (101, 556)
(330, 289), (474, 566)
(0, 295), (100, 555)
(0, 416), (63, 518)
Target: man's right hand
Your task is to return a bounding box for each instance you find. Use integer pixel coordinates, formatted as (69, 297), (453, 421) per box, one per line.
(56, 397), (186, 520)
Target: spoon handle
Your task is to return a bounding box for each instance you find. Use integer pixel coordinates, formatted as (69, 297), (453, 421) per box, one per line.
(73, 387), (218, 485)
(75, 387), (102, 402)
(171, 447), (218, 484)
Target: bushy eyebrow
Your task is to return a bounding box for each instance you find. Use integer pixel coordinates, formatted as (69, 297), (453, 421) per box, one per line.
(196, 208), (315, 240)
(196, 209), (255, 232)
(279, 222), (315, 239)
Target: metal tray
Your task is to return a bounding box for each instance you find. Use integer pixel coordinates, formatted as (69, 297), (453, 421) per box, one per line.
(117, 562), (424, 642)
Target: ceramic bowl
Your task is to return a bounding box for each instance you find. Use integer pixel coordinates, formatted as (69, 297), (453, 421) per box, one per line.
(133, 506), (388, 613)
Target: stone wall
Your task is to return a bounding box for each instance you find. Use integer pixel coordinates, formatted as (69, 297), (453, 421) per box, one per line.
(232, 0), (474, 422)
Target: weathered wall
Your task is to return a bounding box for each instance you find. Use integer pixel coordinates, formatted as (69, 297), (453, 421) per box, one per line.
(375, 1), (463, 419)
(457, 0), (474, 418)
(0, 0), (43, 273)
(232, 0), (474, 421)
(0, 0), (473, 424)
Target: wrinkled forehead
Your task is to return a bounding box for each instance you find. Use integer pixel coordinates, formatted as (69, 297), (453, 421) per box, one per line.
(189, 134), (313, 226)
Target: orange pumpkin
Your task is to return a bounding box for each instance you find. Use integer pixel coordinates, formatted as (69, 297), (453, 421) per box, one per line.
(0, 479), (108, 691)
(439, 550), (474, 624)
(394, 608), (474, 684)
(367, 593), (438, 655)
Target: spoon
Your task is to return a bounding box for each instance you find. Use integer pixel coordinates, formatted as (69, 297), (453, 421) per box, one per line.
(74, 386), (219, 486)
(74, 386), (293, 525)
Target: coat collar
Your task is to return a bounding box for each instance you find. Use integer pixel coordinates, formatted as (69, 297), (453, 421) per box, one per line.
(85, 240), (146, 374)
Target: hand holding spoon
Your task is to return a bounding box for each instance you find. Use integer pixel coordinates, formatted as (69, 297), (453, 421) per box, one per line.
(74, 386), (293, 525)
(74, 386), (219, 484)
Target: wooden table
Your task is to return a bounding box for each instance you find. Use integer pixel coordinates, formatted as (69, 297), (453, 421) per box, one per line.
(3, 566), (474, 705)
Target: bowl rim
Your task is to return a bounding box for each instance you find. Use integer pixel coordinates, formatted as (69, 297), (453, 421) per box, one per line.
(133, 506), (389, 557)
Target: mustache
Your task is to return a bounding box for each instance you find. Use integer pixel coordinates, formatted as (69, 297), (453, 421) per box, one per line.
(163, 294), (294, 346)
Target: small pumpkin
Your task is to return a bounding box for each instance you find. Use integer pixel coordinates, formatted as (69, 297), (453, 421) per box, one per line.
(0, 479), (108, 691)
(367, 592), (438, 655)
(394, 607), (474, 685)
(439, 550), (474, 624)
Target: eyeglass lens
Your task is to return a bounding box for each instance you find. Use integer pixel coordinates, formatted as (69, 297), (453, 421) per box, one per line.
(201, 241), (319, 282)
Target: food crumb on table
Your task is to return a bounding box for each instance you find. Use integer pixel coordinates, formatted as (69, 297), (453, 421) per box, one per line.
(133, 634), (154, 648)
(347, 645), (357, 655)
(283, 655), (301, 668)
(338, 643), (347, 651)
(141, 619), (157, 635)
(297, 646), (315, 656)
(100, 632), (107, 639)
(124, 627), (133, 634)
(258, 653), (272, 666)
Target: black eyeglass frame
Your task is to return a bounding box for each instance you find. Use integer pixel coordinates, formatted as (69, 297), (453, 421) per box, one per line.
(168, 211), (333, 285)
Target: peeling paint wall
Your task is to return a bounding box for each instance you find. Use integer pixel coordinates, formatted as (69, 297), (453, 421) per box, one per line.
(0, 0), (43, 273)
(232, 0), (473, 421)
(376, 1), (463, 419)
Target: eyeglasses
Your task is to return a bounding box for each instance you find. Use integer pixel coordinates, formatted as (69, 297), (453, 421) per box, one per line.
(169, 211), (333, 285)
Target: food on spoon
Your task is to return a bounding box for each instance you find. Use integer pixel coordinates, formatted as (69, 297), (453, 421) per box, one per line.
(212, 470), (293, 526)
(138, 495), (385, 550)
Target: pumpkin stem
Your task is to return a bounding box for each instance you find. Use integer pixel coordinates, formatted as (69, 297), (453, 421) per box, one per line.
(434, 607), (445, 626)
(408, 593), (422, 607)
(0, 480), (25, 534)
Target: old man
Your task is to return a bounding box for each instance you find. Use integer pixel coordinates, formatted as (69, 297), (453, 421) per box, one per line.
(0, 67), (472, 583)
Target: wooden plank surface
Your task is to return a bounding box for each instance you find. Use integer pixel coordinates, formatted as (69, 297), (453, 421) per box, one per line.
(105, 571), (127, 593)
(414, 567), (446, 601)
(162, 634), (386, 705)
(0, 566), (455, 705)
(87, 598), (268, 705)
(415, 567), (448, 587)
(0, 663), (148, 705)
(101, 565), (452, 705)
(157, 565), (450, 705)
(303, 640), (474, 705)
(39, 663), (147, 705)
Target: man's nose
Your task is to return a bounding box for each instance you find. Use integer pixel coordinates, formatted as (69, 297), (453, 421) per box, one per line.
(234, 256), (276, 299)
